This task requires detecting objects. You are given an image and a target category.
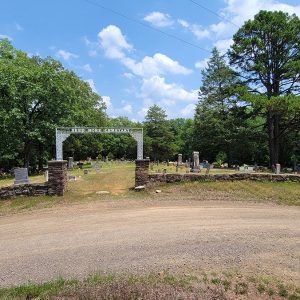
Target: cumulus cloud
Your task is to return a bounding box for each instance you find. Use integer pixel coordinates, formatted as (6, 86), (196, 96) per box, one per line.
(102, 96), (112, 109)
(85, 79), (97, 93)
(181, 103), (196, 117)
(98, 25), (191, 77)
(0, 34), (13, 41)
(140, 76), (198, 103)
(123, 72), (135, 79)
(57, 49), (78, 60)
(98, 25), (132, 59)
(195, 58), (209, 70)
(82, 64), (93, 72)
(210, 0), (300, 47)
(143, 11), (174, 27)
(178, 19), (210, 39)
(123, 104), (132, 113)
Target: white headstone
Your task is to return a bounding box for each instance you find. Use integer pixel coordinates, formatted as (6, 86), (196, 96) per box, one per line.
(193, 151), (199, 167)
(68, 157), (74, 169)
(276, 163), (281, 174)
(44, 170), (49, 182)
(178, 154), (182, 165)
(14, 168), (29, 185)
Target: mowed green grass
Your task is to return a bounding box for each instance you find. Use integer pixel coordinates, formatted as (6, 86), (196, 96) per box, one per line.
(0, 162), (299, 215)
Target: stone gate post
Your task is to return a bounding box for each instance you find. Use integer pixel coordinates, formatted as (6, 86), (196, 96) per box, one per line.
(48, 160), (68, 196)
(135, 159), (150, 187)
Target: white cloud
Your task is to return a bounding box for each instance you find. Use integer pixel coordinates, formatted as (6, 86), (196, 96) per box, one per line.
(123, 53), (192, 77)
(85, 79), (97, 93)
(181, 103), (196, 117)
(177, 19), (210, 39)
(123, 72), (134, 79)
(98, 25), (132, 59)
(57, 49), (78, 60)
(16, 23), (24, 31)
(98, 25), (191, 78)
(210, 0), (300, 40)
(0, 34), (13, 41)
(102, 96), (112, 109)
(144, 11), (174, 28)
(213, 38), (233, 53)
(123, 104), (132, 113)
(140, 76), (198, 103)
(82, 64), (93, 72)
(195, 58), (209, 70)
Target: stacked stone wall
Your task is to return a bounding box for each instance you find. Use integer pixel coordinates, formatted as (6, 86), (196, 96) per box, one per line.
(148, 173), (300, 185)
(0, 183), (48, 199)
(0, 160), (68, 200)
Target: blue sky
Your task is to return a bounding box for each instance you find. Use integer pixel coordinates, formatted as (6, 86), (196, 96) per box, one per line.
(1, 0), (300, 121)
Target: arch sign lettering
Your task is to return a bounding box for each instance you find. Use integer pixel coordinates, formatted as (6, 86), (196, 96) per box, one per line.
(56, 127), (143, 160)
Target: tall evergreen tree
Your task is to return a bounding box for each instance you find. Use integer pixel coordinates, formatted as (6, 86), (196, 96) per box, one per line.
(229, 10), (300, 167)
(194, 48), (267, 165)
(144, 105), (176, 161)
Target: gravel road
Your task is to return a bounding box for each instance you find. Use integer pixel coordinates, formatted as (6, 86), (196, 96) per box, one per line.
(0, 200), (299, 287)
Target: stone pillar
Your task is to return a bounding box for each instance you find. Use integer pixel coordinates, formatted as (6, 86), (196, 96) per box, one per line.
(276, 163), (281, 175)
(135, 159), (150, 187)
(177, 154), (182, 165)
(48, 160), (68, 196)
(193, 151), (199, 168)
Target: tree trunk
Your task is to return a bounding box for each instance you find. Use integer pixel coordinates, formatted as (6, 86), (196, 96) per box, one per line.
(267, 110), (280, 167)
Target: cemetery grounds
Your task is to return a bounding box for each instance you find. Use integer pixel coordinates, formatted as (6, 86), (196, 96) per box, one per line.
(0, 161), (299, 299)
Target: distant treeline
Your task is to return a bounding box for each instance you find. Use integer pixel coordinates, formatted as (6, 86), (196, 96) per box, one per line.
(0, 10), (299, 171)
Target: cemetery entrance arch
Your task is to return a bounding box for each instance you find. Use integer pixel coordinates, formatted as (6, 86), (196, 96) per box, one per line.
(56, 127), (143, 160)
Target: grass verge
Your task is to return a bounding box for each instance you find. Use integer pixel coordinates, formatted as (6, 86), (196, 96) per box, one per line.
(0, 271), (299, 300)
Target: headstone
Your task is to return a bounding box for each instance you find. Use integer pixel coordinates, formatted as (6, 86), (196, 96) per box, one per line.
(44, 170), (49, 182)
(276, 163), (281, 175)
(68, 157), (74, 170)
(205, 165), (211, 175)
(247, 166), (254, 172)
(87, 157), (92, 162)
(186, 160), (189, 168)
(177, 154), (183, 165)
(14, 168), (30, 185)
(193, 151), (199, 168)
(239, 166), (245, 172)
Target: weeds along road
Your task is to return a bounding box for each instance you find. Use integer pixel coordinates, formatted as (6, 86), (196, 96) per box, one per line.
(0, 200), (299, 287)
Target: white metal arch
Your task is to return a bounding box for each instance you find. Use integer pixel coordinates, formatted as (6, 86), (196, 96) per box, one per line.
(56, 127), (143, 160)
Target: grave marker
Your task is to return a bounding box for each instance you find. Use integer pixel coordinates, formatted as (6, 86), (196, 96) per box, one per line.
(14, 168), (29, 185)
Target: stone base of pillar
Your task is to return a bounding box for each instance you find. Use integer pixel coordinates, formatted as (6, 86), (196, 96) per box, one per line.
(135, 159), (150, 187)
(48, 160), (68, 196)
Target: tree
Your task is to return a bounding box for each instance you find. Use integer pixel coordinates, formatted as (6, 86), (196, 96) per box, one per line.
(144, 105), (175, 161)
(194, 47), (267, 165)
(229, 10), (300, 166)
(0, 39), (106, 170)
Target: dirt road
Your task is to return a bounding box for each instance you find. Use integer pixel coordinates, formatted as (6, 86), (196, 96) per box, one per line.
(0, 200), (299, 287)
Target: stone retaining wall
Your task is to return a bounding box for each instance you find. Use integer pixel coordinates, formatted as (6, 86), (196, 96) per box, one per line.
(0, 183), (48, 199)
(148, 173), (300, 185)
(0, 160), (68, 200)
